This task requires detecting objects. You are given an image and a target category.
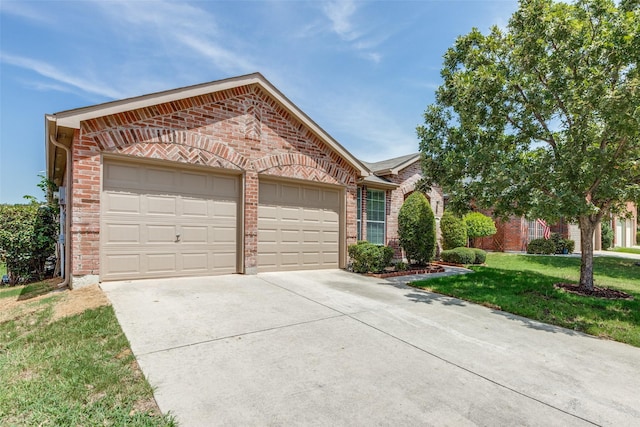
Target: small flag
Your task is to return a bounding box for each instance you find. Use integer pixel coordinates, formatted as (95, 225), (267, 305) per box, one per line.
(536, 218), (551, 240)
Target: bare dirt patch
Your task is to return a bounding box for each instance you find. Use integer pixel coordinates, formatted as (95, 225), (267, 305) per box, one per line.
(52, 285), (110, 320)
(0, 284), (110, 323)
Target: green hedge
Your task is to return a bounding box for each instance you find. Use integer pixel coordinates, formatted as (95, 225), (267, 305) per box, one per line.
(440, 210), (467, 250)
(348, 241), (394, 273)
(526, 238), (557, 254)
(441, 247), (476, 264)
(471, 248), (487, 264)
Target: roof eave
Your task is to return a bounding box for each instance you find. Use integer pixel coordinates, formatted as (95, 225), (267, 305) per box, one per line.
(50, 72), (369, 177)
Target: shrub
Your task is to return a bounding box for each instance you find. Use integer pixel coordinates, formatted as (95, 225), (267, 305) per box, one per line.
(440, 247), (476, 264)
(471, 248), (487, 264)
(550, 233), (575, 254)
(601, 222), (613, 250)
(394, 261), (409, 271)
(440, 210), (467, 250)
(0, 203), (58, 284)
(348, 241), (394, 273)
(526, 238), (556, 254)
(398, 192), (436, 265)
(463, 212), (497, 247)
(636, 230), (640, 246)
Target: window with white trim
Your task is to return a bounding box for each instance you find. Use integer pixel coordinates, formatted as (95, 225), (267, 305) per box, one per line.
(366, 189), (386, 245)
(356, 187), (362, 241)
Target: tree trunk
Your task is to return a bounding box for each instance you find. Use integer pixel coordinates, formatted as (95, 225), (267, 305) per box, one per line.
(578, 216), (596, 291)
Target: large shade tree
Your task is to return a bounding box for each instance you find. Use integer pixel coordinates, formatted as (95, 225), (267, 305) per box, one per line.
(418, 0), (639, 290)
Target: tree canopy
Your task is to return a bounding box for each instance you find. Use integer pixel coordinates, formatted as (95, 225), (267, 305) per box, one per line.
(418, 0), (639, 289)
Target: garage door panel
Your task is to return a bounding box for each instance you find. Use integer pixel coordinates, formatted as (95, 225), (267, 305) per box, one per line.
(104, 192), (141, 214)
(181, 226), (208, 243)
(182, 253), (209, 271)
(147, 225), (178, 243)
(104, 224), (140, 244)
(258, 179), (341, 272)
(102, 160), (239, 281)
(212, 200), (238, 218)
(147, 253), (177, 273)
(147, 196), (177, 215)
(105, 254), (140, 274)
(182, 198), (208, 217)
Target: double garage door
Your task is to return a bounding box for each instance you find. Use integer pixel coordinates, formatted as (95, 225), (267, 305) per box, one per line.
(101, 160), (341, 281)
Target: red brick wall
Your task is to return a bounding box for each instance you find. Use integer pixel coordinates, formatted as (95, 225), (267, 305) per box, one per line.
(69, 84), (359, 277)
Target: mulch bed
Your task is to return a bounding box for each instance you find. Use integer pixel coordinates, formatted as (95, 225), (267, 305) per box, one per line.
(554, 282), (634, 300)
(366, 265), (445, 279)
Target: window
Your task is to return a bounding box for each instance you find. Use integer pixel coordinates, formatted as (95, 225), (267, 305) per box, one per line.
(366, 189), (386, 245)
(356, 187), (362, 241)
(528, 219), (546, 242)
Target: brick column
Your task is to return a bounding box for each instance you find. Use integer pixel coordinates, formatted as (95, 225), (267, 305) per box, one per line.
(70, 130), (101, 287)
(243, 170), (259, 274)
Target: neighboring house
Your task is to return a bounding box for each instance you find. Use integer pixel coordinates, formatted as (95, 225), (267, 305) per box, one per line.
(476, 202), (638, 253)
(45, 73), (436, 288)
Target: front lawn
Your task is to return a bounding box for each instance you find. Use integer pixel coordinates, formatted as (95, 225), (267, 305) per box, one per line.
(0, 283), (176, 426)
(609, 247), (640, 255)
(412, 253), (640, 347)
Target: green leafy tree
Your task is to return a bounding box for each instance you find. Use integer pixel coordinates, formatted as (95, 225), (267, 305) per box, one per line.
(418, 0), (640, 290)
(463, 212), (497, 247)
(398, 192), (436, 265)
(440, 210), (468, 249)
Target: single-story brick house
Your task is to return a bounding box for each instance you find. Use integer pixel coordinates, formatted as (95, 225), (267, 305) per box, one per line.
(46, 73), (441, 288)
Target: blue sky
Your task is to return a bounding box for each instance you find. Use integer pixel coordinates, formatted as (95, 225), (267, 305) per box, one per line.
(0, 0), (518, 204)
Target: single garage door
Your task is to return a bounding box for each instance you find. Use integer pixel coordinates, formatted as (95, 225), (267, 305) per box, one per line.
(101, 160), (239, 281)
(258, 179), (341, 272)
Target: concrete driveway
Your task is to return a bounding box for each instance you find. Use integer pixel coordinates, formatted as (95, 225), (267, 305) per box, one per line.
(102, 270), (640, 426)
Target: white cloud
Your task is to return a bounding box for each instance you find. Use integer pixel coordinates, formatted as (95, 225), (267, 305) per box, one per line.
(0, 52), (125, 99)
(318, 0), (385, 64)
(322, 0), (360, 41)
(0, 1), (51, 24)
(94, 1), (257, 76)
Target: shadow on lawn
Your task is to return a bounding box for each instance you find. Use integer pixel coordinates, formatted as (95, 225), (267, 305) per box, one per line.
(521, 255), (640, 284)
(406, 265), (639, 342)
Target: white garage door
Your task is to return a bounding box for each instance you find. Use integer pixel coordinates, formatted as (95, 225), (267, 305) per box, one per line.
(258, 179), (341, 272)
(101, 160), (239, 281)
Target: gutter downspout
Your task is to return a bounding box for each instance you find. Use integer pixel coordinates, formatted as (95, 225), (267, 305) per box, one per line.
(49, 135), (71, 289)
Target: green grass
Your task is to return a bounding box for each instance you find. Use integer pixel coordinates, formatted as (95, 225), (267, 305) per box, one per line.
(412, 253), (640, 347)
(0, 285), (176, 426)
(0, 280), (58, 300)
(609, 247), (640, 255)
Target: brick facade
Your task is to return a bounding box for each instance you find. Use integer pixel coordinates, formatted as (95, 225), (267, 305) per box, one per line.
(359, 160), (445, 258)
(67, 83), (359, 279)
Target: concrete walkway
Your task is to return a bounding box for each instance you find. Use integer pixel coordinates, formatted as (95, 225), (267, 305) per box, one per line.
(102, 270), (640, 426)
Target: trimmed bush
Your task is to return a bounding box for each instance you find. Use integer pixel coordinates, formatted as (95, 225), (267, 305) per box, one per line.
(348, 241), (394, 273)
(601, 222), (613, 250)
(440, 247), (476, 264)
(471, 248), (487, 264)
(526, 238), (556, 254)
(463, 212), (497, 247)
(636, 230), (639, 245)
(440, 210), (467, 250)
(398, 192), (436, 265)
(0, 203), (58, 283)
